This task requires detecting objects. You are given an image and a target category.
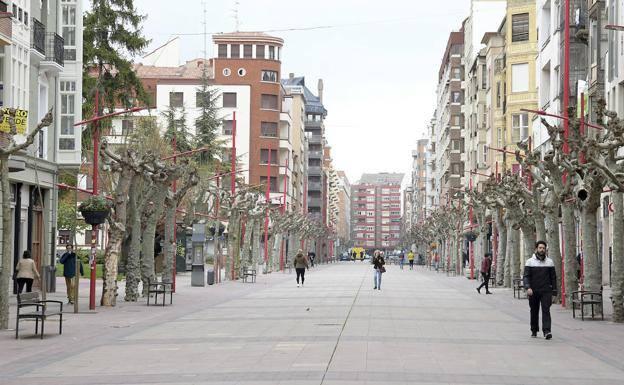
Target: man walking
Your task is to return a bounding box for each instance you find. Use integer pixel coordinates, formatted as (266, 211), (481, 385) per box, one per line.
(476, 252), (492, 294)
(59, 245), (84, 304)
(407, 250), (415, 270)
(523, 240), (557, 340)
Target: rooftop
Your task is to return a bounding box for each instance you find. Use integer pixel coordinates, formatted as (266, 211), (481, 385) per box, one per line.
(134, 59), (213, 80)
(358, 172), (404, 185)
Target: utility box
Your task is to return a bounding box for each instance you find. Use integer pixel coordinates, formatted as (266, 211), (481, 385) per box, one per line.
(191, 224), (206, 287)
(207, 269), (215, 285)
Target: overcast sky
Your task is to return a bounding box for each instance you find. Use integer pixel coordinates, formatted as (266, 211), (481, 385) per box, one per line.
(126, 0), (471, 183)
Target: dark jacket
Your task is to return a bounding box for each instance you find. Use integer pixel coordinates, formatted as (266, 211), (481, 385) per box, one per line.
(59, 251), (84, 278)
(294, 254), (309, 269)
(373, 256), (385, 270)
(523, 254), (556, 294)
(480, 257), (492, 275)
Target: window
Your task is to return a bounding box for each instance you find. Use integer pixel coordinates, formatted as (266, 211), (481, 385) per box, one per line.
(483, 144), (488, 163)
(58, 230), (71, 245)
(61, 3), (76, 60)
(256, 44), (265, 59)
(497, 127), (503, 148)
(231, 44), (240, 58)
(496, 82), (501, 107)
(261, 70), (278, 82)
(481, 65), (487, 89)
(511, 63), (529, 92)
(222, 120), (233, 135)
(169, 92), (183, 107)
(243, 44), (252, 58)
(260, 149), (278, 164)
(260, 121), (278, 137)
(451, 163), (461, 174)
(218, 44), (227, 58)
(268, 45), (275, 59)
(451, 91), (462, 103)
(451, 115), (462, 126)
(512, 13), (529, 42)
(121, 119), (133, 136)
(512, 113), (529, 142)
(18, 7), (21, 21)
(59, 81), (76, 150)
(261, 94), (278, 109)
(259, 176), (278, 193)
(222, 92), (237, 107)
(452, 67), (462, 80)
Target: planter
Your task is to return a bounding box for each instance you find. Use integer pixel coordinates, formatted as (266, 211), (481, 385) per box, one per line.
(81, 209), (109, 225)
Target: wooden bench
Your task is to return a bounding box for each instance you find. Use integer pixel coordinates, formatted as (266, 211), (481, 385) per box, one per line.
(16, 292), (63, 339)
(513, 278), (526, 299)
(572, 290), (604, 321)
(240, 267), (257, 283)
(147, 279), (173, 306)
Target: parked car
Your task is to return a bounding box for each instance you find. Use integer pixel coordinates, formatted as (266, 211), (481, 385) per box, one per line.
(339, 253), (351, 261)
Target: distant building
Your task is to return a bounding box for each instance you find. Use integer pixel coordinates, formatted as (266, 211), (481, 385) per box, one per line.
(350, 173), (404, 251)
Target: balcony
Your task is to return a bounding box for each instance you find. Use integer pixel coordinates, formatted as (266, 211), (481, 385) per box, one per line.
(307, 181), (322, 191)
(0, 12), (12, 46)
(308, 165), (322, 176)
(31, 19), (46, 61)
(307, 197), (322, 208)
(41, 33), (64, 73)
(308, 150), (322, 159)
(308, 135), (322, 144)
(305, 120), (323, 129)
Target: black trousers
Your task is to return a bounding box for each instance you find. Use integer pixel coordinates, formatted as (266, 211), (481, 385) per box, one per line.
(529, 291), (552, 333)
(17, 278), (34, 293)
(477, 272), (490, 291)
(409, 260), (414, 269)
(296, 268), (306, 284)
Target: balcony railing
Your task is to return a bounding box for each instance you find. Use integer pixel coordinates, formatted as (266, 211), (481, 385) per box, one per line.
(32, 18), (45, 55)
(308, 165), (322, 175)
(45, 33), (64, 66)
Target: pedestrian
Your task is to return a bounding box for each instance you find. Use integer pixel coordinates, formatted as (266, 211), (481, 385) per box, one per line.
(407, 250), (415, 270)
(399, 252), (405, 270)
(523, 240), (557, 340)
(476, 252), (493, 294)
(59, 244), (84, 304)
(294, 249), (309, 287)
(15, 250), (40, 293)
(372, 250), (385, 290)
(308, 251), (315, 268)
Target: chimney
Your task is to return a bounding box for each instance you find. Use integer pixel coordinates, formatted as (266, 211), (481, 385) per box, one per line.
(289, 73), (294, 80)
(318, 79), (324, 103)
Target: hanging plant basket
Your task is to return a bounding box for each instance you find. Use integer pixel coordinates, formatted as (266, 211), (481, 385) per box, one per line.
(79, 195), (111, 225)
(463, 230), (478, 242)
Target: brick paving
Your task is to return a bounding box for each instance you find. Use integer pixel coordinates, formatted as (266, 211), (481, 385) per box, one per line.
(1, 262), (624, 385)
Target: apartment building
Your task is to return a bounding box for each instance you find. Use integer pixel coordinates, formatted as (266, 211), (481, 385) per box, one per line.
(2, 0), (82, 291)
(335, 170), (351, 254)
(350, 173), (403, 251)
(483, 31), (506, 174)
(433, 26), (465, 207)
(410, 138), (429, 224)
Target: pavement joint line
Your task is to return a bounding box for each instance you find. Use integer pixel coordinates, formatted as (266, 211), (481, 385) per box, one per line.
(319, 266), (366, 385)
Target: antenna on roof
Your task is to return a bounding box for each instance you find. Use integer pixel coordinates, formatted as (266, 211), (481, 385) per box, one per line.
(233, 0), (241, 31)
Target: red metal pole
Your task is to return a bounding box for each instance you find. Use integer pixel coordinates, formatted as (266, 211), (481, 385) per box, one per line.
(580, 93), (586, 164)
(264, 148), (272, 264)
(215, 165), (221, 284)
(563, 0), (570, 154)
(469, 171), (474, 280)
(171, 133), (177, 292)
(231, 111), (237, 195)
(89, 90), (99, 311)
(301, 180), (307, 250)
(279, 157), (289, 271)
(560, 221), (566, 307)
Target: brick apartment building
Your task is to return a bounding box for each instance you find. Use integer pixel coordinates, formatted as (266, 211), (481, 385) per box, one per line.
(350, 173), (404, 252)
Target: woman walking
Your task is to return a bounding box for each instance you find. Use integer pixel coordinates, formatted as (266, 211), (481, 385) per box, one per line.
(15, 250), (40, 293)
(373, 250), (385, 290)
(294, 249), (309, 287)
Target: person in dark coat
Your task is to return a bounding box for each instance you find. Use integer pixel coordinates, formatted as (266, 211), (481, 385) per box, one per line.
(59, 245), (84, 304)
(524, 240), (557, 340)
(294, 250), (309, 287)
(372, 250), (385, 290)
(476, 253), (492, 294)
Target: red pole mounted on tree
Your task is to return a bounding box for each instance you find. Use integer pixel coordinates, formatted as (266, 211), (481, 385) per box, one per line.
(171, 132), (177, 293)
(231, 111), (237, 195)
(264, 147), (272, 265)
(279, 157), (289, 271)
(469, 170), (474, 280)
(561, 0), (570, 307)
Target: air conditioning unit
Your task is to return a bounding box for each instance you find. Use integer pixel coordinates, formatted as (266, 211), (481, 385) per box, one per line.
(477, 162), (488, 170)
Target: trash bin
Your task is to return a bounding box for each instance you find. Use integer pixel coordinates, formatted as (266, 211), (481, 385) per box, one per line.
(43, 265), (56, 292)
(207, 269), (215, 285)
(191, 264), (205, 287)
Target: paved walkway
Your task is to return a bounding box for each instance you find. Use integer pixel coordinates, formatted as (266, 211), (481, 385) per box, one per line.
(2, 263), (624, 385)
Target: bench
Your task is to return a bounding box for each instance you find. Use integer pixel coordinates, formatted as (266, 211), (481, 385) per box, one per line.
(572, 290), (604, 321)
(240, 267), (256, 283)
(16, 292), (63, 339)
(513, 278), (526, 299)
(147, 279), (173, 306)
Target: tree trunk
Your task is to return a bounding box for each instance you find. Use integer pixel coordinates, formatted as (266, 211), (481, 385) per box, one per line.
(561, 203), (578, 307)
(241, 218), (253, 267)
(162, 197), (175, 283)
(0, 156), (12, 329)
(612, 191), (624, 322)
(503, 216), (515, 287)
(494, 209), (507, 286)
(581, 191), (602, 314)
(545, 209), (562, 303)
(252, 220), (262, 269)
(124, 179), (142, 301)
(141, 190), (166, 295)
(521, 223), (536, 267)
(101, 167), (133, 306)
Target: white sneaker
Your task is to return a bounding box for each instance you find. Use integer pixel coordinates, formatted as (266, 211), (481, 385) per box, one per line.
(297, 284), (300, 287)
